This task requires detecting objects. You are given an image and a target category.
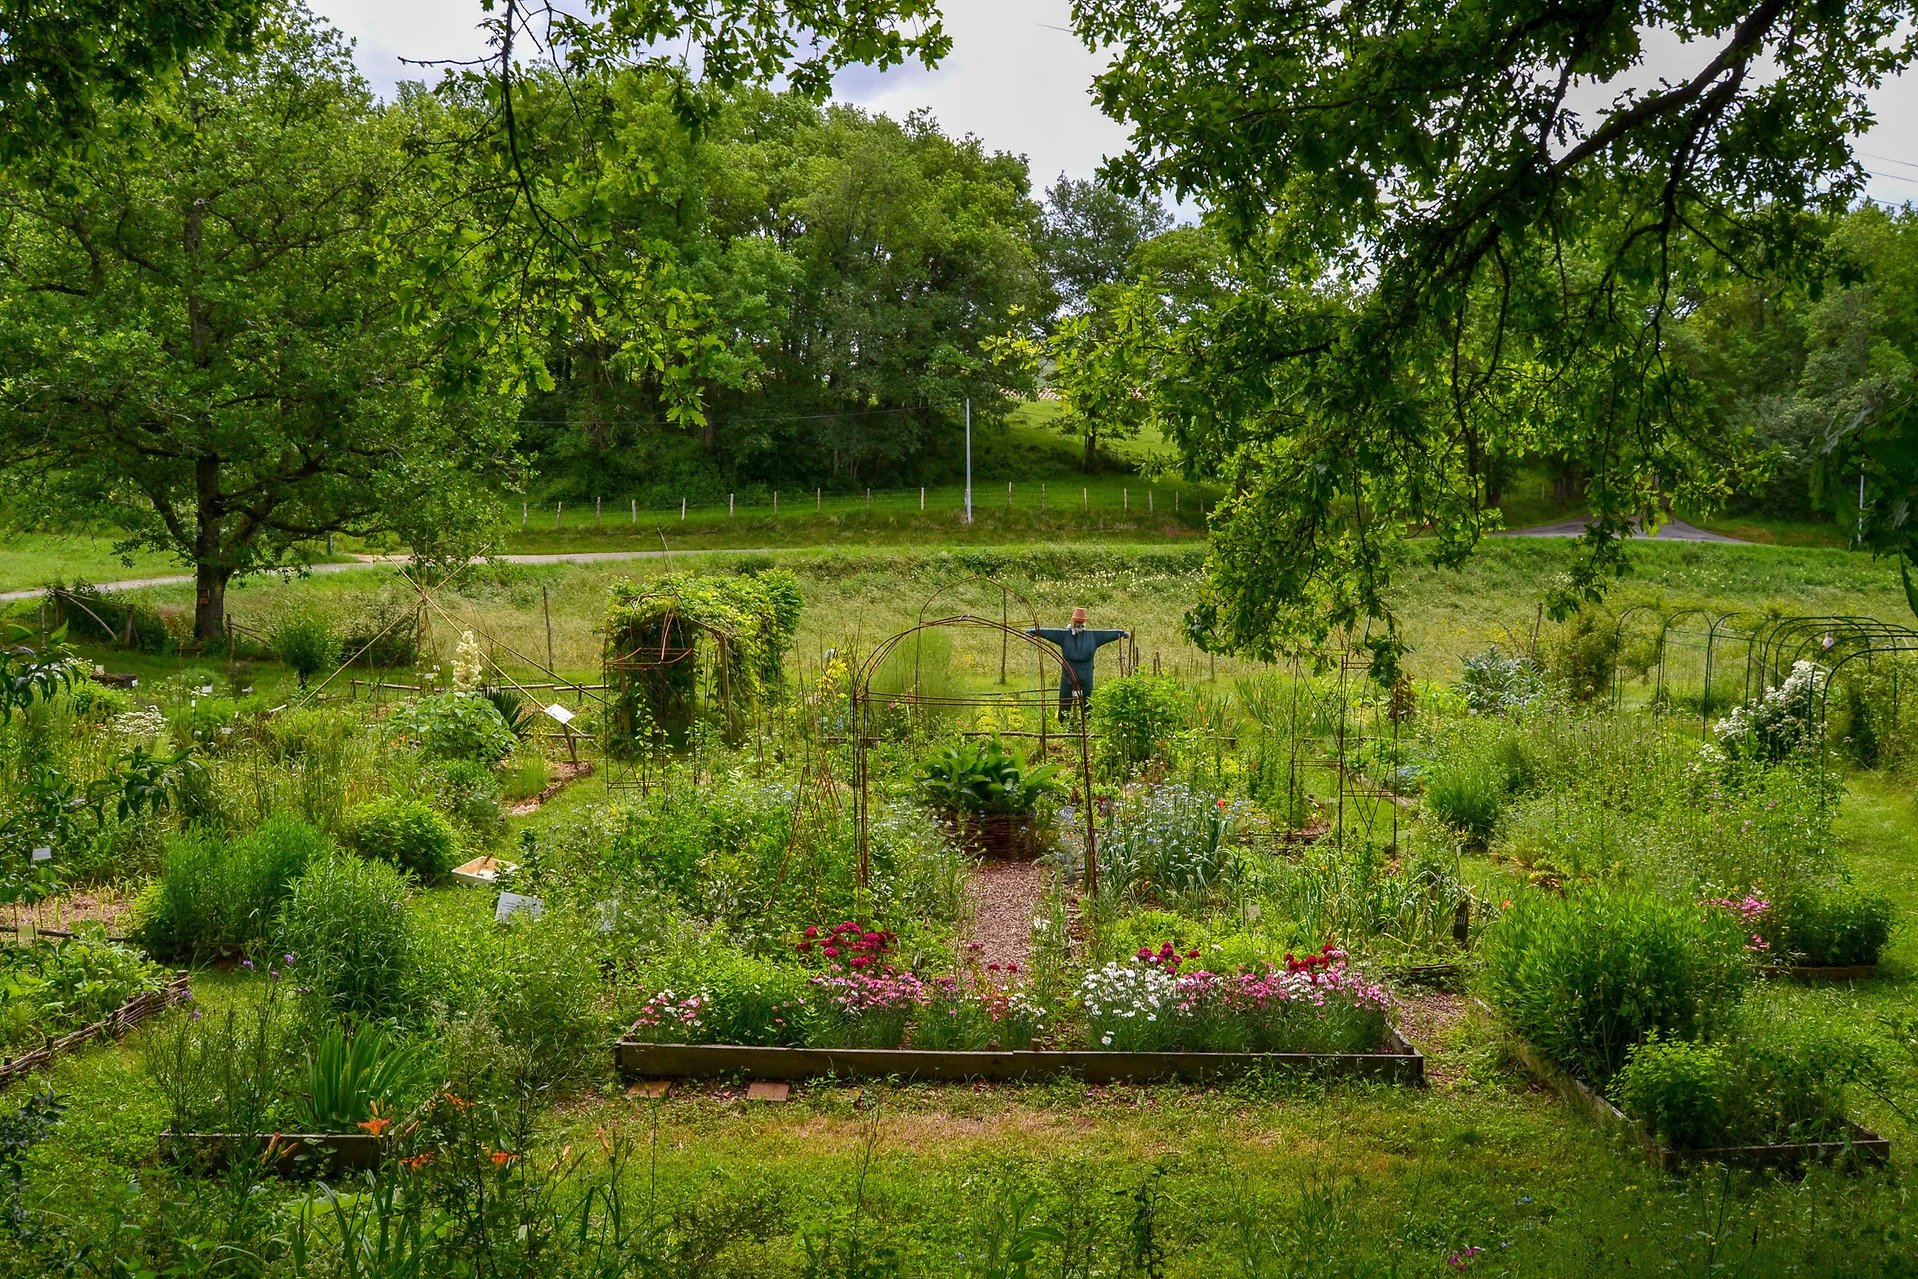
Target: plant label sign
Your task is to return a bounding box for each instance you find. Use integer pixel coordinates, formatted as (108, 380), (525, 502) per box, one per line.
(544, 704), (576, 726)
(31, 847), (51, 863)
(496, 891), (544, 922)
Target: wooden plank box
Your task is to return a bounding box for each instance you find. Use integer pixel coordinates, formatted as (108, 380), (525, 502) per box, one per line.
(614, 1024), (1424, 1086)
(163, 1131), (385, 1178)
(1503, 1033), (1889, 1173)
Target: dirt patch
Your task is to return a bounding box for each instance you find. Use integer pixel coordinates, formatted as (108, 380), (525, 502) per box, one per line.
(506, 759), (594, 816)
(1393, 990), (1469, 1088)
(5, 890), (137, 938)
(963, 861), (1045, 970)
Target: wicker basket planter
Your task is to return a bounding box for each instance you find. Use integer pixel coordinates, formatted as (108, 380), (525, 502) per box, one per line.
(940, 811), (1042, 861)
(615, 1023), (1424, 1086)
(0, 972), (191, 1093)
(1502, 1031), (1888, 1172)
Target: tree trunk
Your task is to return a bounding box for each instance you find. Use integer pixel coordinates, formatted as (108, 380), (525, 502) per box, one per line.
(193, 453), (227, 644)
(194, 561), (230, 646)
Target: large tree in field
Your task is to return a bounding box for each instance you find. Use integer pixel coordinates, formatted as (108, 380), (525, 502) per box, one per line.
(0, 10), (517, 642)
(1072, 0), (1917, 667)
(0, 1), (266, 162)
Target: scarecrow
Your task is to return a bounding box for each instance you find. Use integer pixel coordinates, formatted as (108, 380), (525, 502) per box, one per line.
(1027, 607), (1129, 721)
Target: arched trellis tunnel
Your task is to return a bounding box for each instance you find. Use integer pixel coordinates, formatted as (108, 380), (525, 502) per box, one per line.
(850, 614), (1102, 895)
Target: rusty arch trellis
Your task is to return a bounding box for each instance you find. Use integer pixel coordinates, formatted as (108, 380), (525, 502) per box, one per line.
(850, 613), (1102, 896)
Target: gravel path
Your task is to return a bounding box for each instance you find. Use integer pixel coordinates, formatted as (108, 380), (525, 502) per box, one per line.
(963, 861), (1045, 970)
(1493, 514), (1746, 542)
(0, 548), (777, 603)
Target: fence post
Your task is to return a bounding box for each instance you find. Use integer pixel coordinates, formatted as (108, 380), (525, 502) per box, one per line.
(521, 501), (527, 527)
(817, 487), (822, 511)
(1175, 491), (1180, 514)
(1082, 488), (1088, 510)
(556, 501), (562, 529)
(774, 490), (778, 514)
(630, 499), (636, 525)
(1007, 480), (1012, 510)
(866, 488), (871, 512)
(680, 497), (686, 521)
(1124, 488), (1128, 512)
(595, 496), (602, 528)
(920, 487), (925, 511)
(729, 493), (734, 516)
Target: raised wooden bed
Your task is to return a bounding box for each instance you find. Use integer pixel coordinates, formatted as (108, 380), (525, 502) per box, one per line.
(0, 971), (190, 1092)
(1502, 1031), (1889, 1173)
(451, 854), (516, 887)
(615, 1024), (1423, 1085)
(1760, 962), (1878, 983)
(163, 1131), (384, 1178)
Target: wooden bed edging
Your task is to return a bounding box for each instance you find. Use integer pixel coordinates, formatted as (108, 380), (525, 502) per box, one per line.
(1502, 1031), (1889, 1173)
(614, 1024), (1423, 1086)
(163, 1131), (384, 1177)
(0, 972), (191, 1092)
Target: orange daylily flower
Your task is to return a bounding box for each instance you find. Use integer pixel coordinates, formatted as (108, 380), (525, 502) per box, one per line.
(490, 1150), (519, 1168)
(359, 1117), (393, 1137)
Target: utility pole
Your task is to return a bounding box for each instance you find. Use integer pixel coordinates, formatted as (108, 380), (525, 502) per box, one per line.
(964, 397), (973, 524)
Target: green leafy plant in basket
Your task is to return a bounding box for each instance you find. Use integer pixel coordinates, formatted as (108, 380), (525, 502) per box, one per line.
(918, 739), (1066, 815)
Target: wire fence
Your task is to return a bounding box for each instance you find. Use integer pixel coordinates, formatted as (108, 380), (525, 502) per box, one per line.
(510, 477), (1219, 531)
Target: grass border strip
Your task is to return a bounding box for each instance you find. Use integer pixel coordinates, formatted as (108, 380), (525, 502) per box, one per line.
(1501, 1029), (1889, 1173)
(1759, 963), (1878, 983)
(614, 1024), (1423, 1086)
(0, 971), (190, 1093)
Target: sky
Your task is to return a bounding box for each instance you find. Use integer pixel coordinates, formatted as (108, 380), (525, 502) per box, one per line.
(307, 0), (1918, 207)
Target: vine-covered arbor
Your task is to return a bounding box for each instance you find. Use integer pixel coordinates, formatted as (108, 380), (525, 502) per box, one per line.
(601, 572), (802, 771)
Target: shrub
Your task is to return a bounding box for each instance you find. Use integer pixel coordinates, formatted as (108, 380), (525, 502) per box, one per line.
(276, 853), (417, 1019)
(63, 679), (132, 724)
(1715, 661), (1826, 766)
(1424, 726), (1530, 843)
(1480, 884), (1751, 1085)
(1764, 882), (1896, 967)
(272, 611), (338, 687)
(1611, 1036), (1732, 1150)
(344, 796), (458, 879)
(1615, 1021), (1871, 1148)
(425, 757), (505, 840)
(1456, 645), (1544, 716)
(136, 815), (328, 959)
(1089, 674), (1186, 776)
(390, 692), (517, 765)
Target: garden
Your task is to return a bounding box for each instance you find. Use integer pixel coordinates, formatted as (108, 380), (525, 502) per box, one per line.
(3, 547), (1918, 1273)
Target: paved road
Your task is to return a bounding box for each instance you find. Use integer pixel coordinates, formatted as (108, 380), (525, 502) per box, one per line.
(1493, 515), (1747, 543)
(0, 547), (775, 604)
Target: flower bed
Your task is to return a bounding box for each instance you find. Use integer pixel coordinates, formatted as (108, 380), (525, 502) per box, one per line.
(0, 956), (188, 1093)
(1501, 1028), (1887, 1173)
(619, 939), (1421, 1084)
